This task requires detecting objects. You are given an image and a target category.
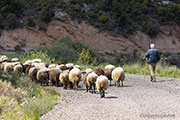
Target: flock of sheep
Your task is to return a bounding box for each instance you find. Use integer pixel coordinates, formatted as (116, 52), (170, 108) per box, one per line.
(0, 55), (125, 98)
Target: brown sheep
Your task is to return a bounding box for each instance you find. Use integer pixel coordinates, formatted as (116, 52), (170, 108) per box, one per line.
(95, 68), (104, 76)
(49, 68), (62, 86)
(104, 69), (113, 86)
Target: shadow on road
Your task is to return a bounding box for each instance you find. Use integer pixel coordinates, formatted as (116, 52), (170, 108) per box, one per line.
(105, 96), (118, 99)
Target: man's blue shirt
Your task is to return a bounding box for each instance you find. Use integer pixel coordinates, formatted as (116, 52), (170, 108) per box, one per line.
(145, 48), (160, 64)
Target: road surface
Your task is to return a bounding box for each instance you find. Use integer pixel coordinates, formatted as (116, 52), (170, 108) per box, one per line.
(41, 74), (180, 120)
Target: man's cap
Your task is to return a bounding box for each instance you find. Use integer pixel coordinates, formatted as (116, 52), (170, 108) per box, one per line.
(150, 43), (155, 49)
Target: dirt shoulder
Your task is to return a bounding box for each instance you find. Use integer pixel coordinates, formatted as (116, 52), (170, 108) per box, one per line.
(41, 74), (180, 120)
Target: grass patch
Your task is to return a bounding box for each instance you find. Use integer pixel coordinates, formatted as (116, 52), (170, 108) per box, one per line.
(123, 62), (180, 78)
(0, 71), (61, 120)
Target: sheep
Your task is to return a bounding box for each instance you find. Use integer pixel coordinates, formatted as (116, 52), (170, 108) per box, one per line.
(112, 67), (125, 87)
(48, 64), (57, 69)
(37, 68), (50, 86)
(24, 60), (32, 65)
(95, 68), (104, 76)
(105, 64), (115, 71)
(4, 63), (13, 73)
(59, 70), (70, 89)
(0, 55), (8, 62)
(32, 62), (47, 68)
(32, 59), (42, 63)
(4, 62), (19, 73)
(13, 64), (23, 74)
(69, 68), (81, 90)
(28, 67), (40, 82)
(85, 68), (93, 74)
(74, 65), (81, 70)
(66, 63), (74, 70)
(82, 68), (93, 85)
(85, 72), (98, 94)
(11, 58), (19, 62)
(48, 68), (62, 86)
(96, 75), (109, 98)
(55, 64), (67, 71)
(23, 64), (34, 75)
(0, 62), (7, 70)
(104, 64), (115, 86)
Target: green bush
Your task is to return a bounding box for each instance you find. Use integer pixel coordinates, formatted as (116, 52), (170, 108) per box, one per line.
(78, 48), (92, 65)
(20, 51), (53, 64)
(37, 36), (102, 64)
(98, 11), (108, 23)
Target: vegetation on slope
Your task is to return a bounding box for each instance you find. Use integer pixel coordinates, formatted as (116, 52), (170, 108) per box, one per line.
(1, 0), (180, 36)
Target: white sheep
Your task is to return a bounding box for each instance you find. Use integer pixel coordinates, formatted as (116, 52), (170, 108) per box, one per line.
(112, 67), (125, 87)
(48, 64), (57, 69)
(13, 64), (23, 74)
(96, 75), (109, 98)
(85, 68), (93, 74)
(4, 63), (13, 73)
(68, 68), (81, 90)
(24, 60), (32, 65)
(0, 55), (8, 62)
(11, 58), (19, 62)
(32, 59), (42, 63)
(104, 64), (115, 86)
(28, 67), (40, 82)
(0, 62), (7, 70)
(59, 70), (69, 89)
(32, 62), (47, 68)
(86, 72), (98, 94)
(73, 65), (81, 69)
(105, 64), (115, 71)
(65, 63), (74, 70)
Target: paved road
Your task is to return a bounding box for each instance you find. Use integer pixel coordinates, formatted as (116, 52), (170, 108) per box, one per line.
(41, 74), (180, 120)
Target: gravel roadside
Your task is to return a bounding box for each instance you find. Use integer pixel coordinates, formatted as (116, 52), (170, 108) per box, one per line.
(41, 74), (180, 120)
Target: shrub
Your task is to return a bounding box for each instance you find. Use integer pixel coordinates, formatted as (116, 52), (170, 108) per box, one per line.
(78, 48), (92, 65)
(98, 11), (108, 23)
(14, 45), (23, 52)
(26, 17), (35, 27)
(20, 51), (53, 64)
(5, 13), (19, 29)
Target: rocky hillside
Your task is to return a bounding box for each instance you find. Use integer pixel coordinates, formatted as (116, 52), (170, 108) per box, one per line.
(1, 0), (180, 53)
(1, 18), (180, 53)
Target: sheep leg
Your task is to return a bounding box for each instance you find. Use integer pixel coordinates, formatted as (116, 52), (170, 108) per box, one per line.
(102, 90), (105, 98)
(121, 81), (123, 87)
(90, 85), (93, 94)
(86, 85), (89, 92)
(56, 80), (59, 87)
(117, 81), (120, 87)
(89, 85), (92, 93)
(74, 82), (78, 91)
(63, 83), (67, 90)
(115, 82), (116, 87)
(100, 88), (105, 98)
(69, 82), (73, 89)
(46, 79), (49, 86)
(110, 80), (111, 86)
(93, 83), (96, 94)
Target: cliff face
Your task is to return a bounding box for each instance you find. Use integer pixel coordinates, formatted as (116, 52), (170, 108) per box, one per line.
(1, 19), (180, 53)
